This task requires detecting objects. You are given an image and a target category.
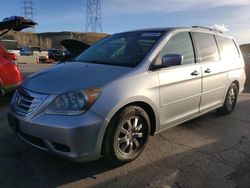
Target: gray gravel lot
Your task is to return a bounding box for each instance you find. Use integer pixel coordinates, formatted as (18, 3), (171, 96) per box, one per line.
(0, 63), (250, 188)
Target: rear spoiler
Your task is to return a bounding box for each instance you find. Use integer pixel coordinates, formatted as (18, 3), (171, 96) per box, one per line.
(0, 16), (37, 37)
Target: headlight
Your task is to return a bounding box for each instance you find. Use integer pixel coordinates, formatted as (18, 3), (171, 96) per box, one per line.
(45, 87), (101, 115)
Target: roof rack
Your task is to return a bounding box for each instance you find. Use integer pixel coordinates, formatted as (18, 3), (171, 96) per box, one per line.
(192, 26), (223, 33)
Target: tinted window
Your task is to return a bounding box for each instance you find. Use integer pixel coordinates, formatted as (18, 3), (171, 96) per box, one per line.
(194, 33), (219, 62)
(76, 31), (163, 67)
(156, 32), (195, 66)
(218, 36), (239, 60)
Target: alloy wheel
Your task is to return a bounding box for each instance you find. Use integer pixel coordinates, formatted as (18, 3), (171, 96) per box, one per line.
(117, 116), (145, 155)
(226, 87), (236, 110)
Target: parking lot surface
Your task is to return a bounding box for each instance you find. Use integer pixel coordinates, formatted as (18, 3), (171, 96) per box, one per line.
(0, 64), (250, 188)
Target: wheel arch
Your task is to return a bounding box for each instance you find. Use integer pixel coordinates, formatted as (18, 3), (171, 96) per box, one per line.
(99, 99), (159, 156)
(232, 80), (239, 93)
(112, 101), (157, 136)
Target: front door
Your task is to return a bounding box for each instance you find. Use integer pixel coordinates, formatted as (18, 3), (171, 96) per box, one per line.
(155, 32), (202, 128)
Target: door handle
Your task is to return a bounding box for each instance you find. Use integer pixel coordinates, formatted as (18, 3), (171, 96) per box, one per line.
(204, 68), (211, 73)
(191, 70), (200, 76)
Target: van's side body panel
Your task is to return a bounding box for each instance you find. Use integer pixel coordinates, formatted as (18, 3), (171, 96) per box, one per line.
(153, 28), (246, 131)
(158, 64), (202, 128)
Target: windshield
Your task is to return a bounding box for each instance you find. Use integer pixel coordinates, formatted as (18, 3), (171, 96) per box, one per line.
(75, 31), (164, 67)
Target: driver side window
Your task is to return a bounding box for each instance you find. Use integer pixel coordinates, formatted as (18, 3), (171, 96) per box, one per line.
(155, 32), (195, 66)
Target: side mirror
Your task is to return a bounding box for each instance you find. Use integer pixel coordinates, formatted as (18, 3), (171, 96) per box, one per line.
(162, 54), (183, 67)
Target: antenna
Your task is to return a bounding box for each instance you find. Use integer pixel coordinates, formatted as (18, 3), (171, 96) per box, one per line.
(85, 0), (102, 33)
(21, 0), (35, 32)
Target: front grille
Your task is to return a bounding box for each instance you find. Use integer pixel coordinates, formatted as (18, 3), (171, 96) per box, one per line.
(12, 87), (47, 116)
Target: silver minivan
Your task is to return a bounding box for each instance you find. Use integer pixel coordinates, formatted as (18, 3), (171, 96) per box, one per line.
(8, 27), (246, 164)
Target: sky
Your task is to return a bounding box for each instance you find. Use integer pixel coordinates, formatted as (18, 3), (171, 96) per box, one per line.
(0, 0), (250, 44)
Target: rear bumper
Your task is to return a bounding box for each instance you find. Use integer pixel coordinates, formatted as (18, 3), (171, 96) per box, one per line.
(8, 110), (108, 162)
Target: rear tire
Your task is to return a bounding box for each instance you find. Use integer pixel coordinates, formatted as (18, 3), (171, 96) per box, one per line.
(217, 83), (238, 115)
(102, 106), (150, 165)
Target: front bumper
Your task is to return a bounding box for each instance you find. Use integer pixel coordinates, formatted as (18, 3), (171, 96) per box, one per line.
(8, 109), (107, 162)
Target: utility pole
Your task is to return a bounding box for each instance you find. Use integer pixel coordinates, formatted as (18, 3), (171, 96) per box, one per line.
(21, 0), (35, 32)
(85, 0), (102, 33)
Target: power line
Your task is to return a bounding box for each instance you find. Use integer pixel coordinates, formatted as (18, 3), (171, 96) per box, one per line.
(21, 0), (35, 32)
(85, 0), (102, 33)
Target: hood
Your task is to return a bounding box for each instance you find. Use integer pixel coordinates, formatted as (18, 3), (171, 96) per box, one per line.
(22, 62), (132, 95)
(0, 16), (37, 37)
(61, 39), (90, 57)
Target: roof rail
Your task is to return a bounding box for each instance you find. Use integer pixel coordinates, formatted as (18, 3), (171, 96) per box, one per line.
(192, 26), (223, 33)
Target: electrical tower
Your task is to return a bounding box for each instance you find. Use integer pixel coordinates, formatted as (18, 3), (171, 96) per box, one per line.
(21, 0), (35, 32)
(85, 0), (102, 33)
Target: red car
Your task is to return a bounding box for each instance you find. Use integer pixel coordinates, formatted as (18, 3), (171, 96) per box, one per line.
(0, 43), (21, 95)
(0, 16), (36, 96)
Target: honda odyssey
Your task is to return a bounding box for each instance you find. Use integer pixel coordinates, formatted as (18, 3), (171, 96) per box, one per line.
(8, 26), (246, 164)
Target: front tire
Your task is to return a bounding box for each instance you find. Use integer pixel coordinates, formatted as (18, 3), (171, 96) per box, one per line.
(102, 106), (150, 165)
(217, 83), (238, 115)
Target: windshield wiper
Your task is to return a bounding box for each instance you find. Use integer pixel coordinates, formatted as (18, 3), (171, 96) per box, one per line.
(78, 59), (134, 67)
(83, 60), (111, 65)
(68, 58), (76, 62)
(57, 58), (76, 64)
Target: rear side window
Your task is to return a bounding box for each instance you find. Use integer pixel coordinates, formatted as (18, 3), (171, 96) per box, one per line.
(156, 32), (195, 66)
(194, 33), (219, 62)
(217, 36), (240, 60)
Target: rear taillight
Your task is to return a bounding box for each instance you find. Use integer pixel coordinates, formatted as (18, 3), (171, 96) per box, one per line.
(3, 52), (18, 64)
